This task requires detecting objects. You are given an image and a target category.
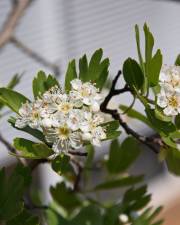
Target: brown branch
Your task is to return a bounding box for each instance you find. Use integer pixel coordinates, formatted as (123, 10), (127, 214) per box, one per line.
(28, 158), (48, 171)
(0, 0), (32, 48)
(100, 71), (160, 154)
(11, 36), (61, 76)
(71, 158), (83, 192)
(0, 132), (16, 153)
(68, 150), (87, 157)
(0, 1), (61, 76)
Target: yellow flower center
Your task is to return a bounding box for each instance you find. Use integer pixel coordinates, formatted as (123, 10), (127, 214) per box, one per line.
(168, 96), (178, 108)
(58, 102), (72, 114)
(171, 79), (180, 87)
(58, 126), (70, 140)
(32, 110), (39, 119)
(81, 88), (89, 97)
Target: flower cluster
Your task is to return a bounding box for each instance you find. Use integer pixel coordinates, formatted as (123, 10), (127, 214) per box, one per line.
(157, 65), (180, 116)
(15, 79), (106, 153)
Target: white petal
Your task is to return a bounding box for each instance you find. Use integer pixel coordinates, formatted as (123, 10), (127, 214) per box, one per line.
(71, 79), (82, 90)
(92, 138), (101, 146)
(163, 106), (177, 116)
(83, 97), (92, 105)
(159, 71), (170, 82)
(82, 132), (92, 141)
(157, 94), (168, 108)
(91, 101), (100, 112)
(15, 117), (28, 128)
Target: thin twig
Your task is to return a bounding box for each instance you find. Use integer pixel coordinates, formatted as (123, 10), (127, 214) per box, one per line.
(28, 158), (48, 171)
(71, 158), (83, 191)
(100, 70), (160, 154)
(68, 150), (88, 157)
(0, 132), (16, 153)
(0, 0), (32, 48)
(11, 36), (61, 76)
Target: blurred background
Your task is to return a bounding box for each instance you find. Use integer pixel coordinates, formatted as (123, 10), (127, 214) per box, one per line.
(0, 1), (180, 224)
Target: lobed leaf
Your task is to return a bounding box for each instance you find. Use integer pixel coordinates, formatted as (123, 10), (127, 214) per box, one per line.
(13, 138), (53, 159)
(33, 71), (60, 98)
(106, 137), (141, 174)
(65, 60), (77, 92)
(50, 182), (81, 213)
(0, 88), (29, 113)
(94, 175), (144, 191)
(0, 165), (31, 221)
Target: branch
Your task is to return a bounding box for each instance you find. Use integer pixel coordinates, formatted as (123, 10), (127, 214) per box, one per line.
(68, 150), (87, 157)
(0, 132), (16, 153)
(100, 71), (160, 154)
(11, 36), (61, 76)
(0, 0), (32, 48)
(72, 158), (83, 192)
(28, 158), (48, 171)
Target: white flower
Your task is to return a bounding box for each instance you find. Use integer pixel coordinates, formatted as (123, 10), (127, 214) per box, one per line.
(71, 78), (82, 90)
(44, 123), (82, 153)
(43, 93), (74, 116)
(80, 111), (104, 132)
(81, 112), (106, 146)
(66, 109), (83, 131)
(160, 65), (180, 93)
(15, 79), (107, 153)
(157, 65), (180, 116)
(91, 126), (106, 146)
(157, 91), (180, 116)
(15, 101), (42, 129)
(70, 79), (102, 112)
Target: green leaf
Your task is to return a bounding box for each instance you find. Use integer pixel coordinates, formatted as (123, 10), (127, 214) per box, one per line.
(155, 107), (172, 122)
(50, 182), (81, 213)
(144, 23), (154, 65)
(8, 117), (45, 142)
(0, 88), (29, 113)
(175, 114), (180, 129)
(123, 58), (144, 90)
(145, 108), (176, 135)
(33, 71), (59, 98)
(175, 54), (180, 66)
(94, 175), (143, 191)
(166, 147), (180, 175)
(79, 49), (109, 89)
(102, 120), (121, 140)
(162, 136), (177, 149)
(7, 210), (40, 225)
(13, 138), (53, 159)
(79, 54), (88, 80)
(131, 207), (163, 225)
(85, 48), (103, 82)
(65, 60), (77, 92)
(135, 24), (144, 72)
(73, 205), (103, 225)
(119, 104), (152, 128)
(147, 49), (162, 87)
(103, 204), (122, 225)
(7, 74), (21, 89)
(46, 207), (70, 225)
(106, 137), (141, 174)
(0, 165), (31, 221)
(95, 58), (109, 89)
(123, 185), (151, 211)
(72, 205), (103, 225)
(51, 154), (75, 177)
